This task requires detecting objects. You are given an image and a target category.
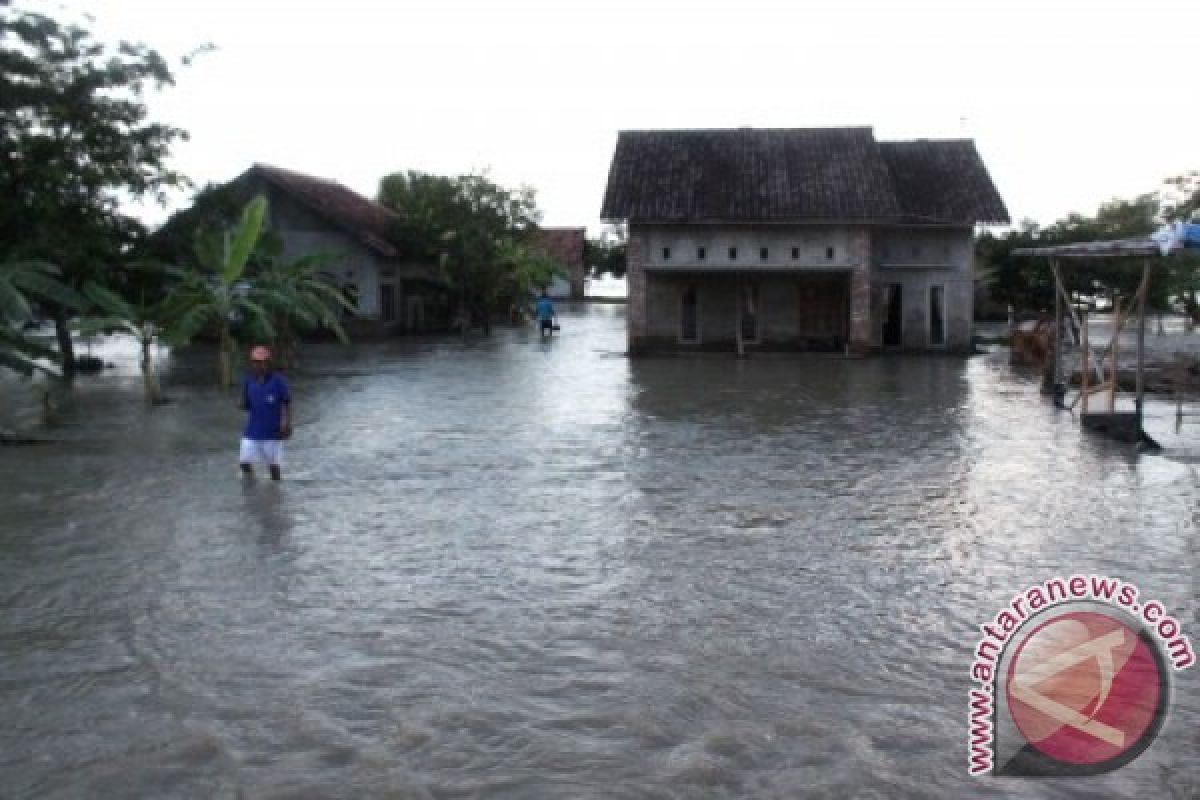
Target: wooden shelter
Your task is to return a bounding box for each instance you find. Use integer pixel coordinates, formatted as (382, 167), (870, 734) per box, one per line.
(1013, 237), (1172, 444)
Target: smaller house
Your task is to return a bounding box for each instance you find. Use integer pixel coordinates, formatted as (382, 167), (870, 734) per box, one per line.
(532, 227), (587, 300)
(182, 164), (452, 333)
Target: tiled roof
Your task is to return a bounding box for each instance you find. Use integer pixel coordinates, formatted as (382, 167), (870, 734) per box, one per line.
(250, 164), (403, 257)
(878, 140), (1009, 225)
(533, 227), (586, 268)
(600, 128), (1009, 225)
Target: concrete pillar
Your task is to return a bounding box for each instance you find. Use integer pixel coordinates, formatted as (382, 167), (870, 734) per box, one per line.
(847, 230), (873, 353)
(626, 227), (647, 355)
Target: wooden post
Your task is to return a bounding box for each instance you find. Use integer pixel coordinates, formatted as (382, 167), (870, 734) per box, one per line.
(1050, 259), (1103, 384)
(1135, 259), (1148, 432)
(1052, 259), (1064, 400)
(1110, 293), (1121, 412)
(1081, 308), (1090, 414)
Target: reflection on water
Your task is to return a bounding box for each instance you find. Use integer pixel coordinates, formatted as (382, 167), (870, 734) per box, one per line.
(0, 304), (1196, 798)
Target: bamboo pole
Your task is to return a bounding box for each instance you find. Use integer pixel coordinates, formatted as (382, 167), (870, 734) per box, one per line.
(1136, 259), (1148, 431)
(1052, 259), (1064, 399)
(1082, 308), (1090, 414)
(1110, 293), (1121, 413)
(1049, 259), (1105, 383)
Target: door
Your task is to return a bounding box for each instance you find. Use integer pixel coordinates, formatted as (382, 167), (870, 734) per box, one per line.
(680, 284), (700, 343)
(738, 281), (760, 343)
(796, 274), (848, 350)
(380, 284), (397, 323)
(929, 285), (946, 346)
(882, 283), (903, 347)
(406, 295), (425, 332)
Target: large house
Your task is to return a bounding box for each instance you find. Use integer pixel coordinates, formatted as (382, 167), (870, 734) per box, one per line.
(600, 127), (1009, 355)
(197, 164), (451, 333)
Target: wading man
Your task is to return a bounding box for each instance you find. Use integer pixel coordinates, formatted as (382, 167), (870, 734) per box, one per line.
(535, 289), (556, 337)
(239, 345), (291, 481)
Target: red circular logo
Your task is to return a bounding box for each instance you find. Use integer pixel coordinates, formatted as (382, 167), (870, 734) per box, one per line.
(1005, 610), (1166, 767)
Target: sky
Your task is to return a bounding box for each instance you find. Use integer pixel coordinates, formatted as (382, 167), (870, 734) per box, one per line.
(20, 0), (1200, 233)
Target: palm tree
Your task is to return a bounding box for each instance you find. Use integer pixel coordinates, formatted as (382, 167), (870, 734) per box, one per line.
(0, 260), (83, 376)
(163, 195), (273, 388)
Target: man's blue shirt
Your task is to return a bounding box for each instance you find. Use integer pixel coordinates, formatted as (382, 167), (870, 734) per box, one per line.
(535, 297), (555, 321)
(243, 372), (290, 440)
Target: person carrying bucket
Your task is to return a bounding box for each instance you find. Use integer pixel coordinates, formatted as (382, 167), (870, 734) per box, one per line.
(535, 289), (557, 337)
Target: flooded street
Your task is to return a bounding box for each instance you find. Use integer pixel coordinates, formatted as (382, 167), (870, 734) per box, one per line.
(1, 305), (1197, 798)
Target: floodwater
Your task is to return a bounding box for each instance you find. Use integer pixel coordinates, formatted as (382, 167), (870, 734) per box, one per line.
(1, 305), (1197, 798)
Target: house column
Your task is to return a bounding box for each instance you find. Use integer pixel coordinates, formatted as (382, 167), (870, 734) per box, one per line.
(626, 226), (647, 355)
(847, 230), (873, 353)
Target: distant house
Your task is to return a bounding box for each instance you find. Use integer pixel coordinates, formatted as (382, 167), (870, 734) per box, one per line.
(192, 164), (451, 333)
(600, 128), (1009, 354)
(533, 227), (587, 300)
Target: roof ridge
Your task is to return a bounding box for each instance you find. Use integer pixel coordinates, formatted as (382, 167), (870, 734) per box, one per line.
(243, 163), (405, 257)
(617, 126), (875, 135)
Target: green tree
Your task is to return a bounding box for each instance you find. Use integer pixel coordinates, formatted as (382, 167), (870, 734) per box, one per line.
(1159, 172), (1200, 325)
(977, 194), (1172, 315)
(75, 273), (171, 404)
(0, 8), (189, 376)
(584, 224), (627, 277)
(138, 182), (246, 267)
(494, 237), (562, 315)
(378, 170), (551, 332)
(164, 196), (273, 388)
(251, 234), (354, 369)
(0, 259), (83, 375)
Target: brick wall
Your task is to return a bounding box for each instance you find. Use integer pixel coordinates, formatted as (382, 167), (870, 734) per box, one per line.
(626, 226), (647, 354)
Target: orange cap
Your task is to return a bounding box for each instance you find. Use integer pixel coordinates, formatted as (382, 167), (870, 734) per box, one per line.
(250, 345), (271, 361)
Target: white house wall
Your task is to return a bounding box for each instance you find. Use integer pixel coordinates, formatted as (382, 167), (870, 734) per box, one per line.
(263, 187), (384, 317)
(872, 227), (974, 351)
(643, 225), (860, 270)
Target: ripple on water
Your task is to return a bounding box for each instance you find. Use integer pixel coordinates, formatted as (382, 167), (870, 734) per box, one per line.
(0, 311), (1196, 798)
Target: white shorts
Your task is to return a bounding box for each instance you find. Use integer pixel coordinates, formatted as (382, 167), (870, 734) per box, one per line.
(239, 438), (284, 466)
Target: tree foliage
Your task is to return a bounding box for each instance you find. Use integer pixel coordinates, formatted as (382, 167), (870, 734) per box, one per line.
(977, 180), (1200, 316)
(585, 224), (627, 277)
(162, 196), (273, 388)
(0, 7), (190, 373)
(250, 234), (354, 369)
(0, 259), (83, 375)
(377, 170), (559, 331)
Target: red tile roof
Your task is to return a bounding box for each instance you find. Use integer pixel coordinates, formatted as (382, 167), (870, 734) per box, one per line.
(249, 164), (403, 257)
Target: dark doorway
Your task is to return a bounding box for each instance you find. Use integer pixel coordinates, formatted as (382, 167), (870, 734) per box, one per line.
(929, 285), (945, 346)
(680, 285), (700, 343)
(739, 282), (759, 343)
(380, 284), (397, 323)
(795, 274), (848, 350)
(883, 283), (903, 347)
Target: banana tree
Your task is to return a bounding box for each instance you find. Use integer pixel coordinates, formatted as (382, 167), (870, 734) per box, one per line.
(0, 260), (84, 376)
(163, 195), (273, 387)
(75, 278), (171, 404)
(248, 235), (354, 369)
